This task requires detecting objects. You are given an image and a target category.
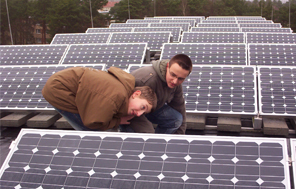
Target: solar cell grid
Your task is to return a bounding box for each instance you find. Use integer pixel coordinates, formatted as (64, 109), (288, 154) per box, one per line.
(0, 45), (68, 66)
(246, 33), (296, 44)
(197, 23), (239, 27)
(161, 19), (196, 27)
(150, 23), (190, 31)
(109, 23), (149, 28)
(86, 28), (133, 33)
(181, 32), (245, 43)
(183, 65), (257, 114)
(290, 139), (296, 189)
(236, 17), (266, 20)
(161, 43), (247, 65)
(109, 32), (170, 51)
(126, 19), (160, 23)
(191, 27), (240, 32)
(50, 33), (110, 44)
(239, 23), (281, 28)
(61, 43), (147, 69)
(133, 27), (182, 42)
(237, 20), (273, 24)
(0, 129), (290, 189)
(206, 17), (236, 20)
(241, 28), (292, 33)
(258, 66), (296, 116)
(248, 44), (296, 66)
(202, 20), (237, 24)
(0, 64), (105, 110)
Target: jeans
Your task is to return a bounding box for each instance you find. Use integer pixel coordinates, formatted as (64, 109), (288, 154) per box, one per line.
(54, 108), (94, 131)
(120, 104), (183, 134)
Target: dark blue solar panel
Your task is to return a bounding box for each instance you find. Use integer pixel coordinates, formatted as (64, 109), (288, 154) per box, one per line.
(0, 45), (68, 66)
(0, 65), (105, 110)
(86, 28), (133, 33)
(50, 33), (110, 44)
(161, 43), (247, 65)
(0, 129), (290, 189)
(258, 66), (296, 116)
(181, 32), (245, 43)
(246, 33), (296, 43)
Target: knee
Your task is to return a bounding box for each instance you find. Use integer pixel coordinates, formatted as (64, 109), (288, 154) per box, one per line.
(174, 113), (183, 128)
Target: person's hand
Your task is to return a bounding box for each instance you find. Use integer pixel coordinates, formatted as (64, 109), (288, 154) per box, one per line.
(120, 115), (135, 124)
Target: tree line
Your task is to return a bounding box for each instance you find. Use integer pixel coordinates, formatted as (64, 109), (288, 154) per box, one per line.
(1, 0), (295, 45)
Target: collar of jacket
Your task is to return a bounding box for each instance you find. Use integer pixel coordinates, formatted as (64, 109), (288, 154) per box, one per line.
(152, 59), (169, 83)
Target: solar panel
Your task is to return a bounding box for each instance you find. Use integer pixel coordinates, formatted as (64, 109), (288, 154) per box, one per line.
(248, 44), (296, 66)
(0, 45), (68, 66)
(109, 23), (149, 28)
(241, 27), (292, 33)
(290, 139), (296, 189)
(50, 33), (110, 44)
(0, 128), (290, 189)
(109, 32), (171, 51)
(206, 17), (236, 20)
(133, 27), (182, 42)
(246, 33), (296, 44)
(61, 43), (147, 70)
(0, 64), (105, 110)
(258, 66), (296, 116)
(181, 32), (245, 43)
(239, 23), (281, 28)
(236, 17), (266, 20)
(191, 27), (240, 32)
(237, 20), (273, 24)
(161, 43), (247, 65)
(86, 28), (133, 33)
(183, 65), (257, 114)
(144, 17), (173, 20)
(126, 19), (160, 23)
(197, 23), (239, 27)
(150, 23), (190, 32)
(161, 19), (196, 27)
(201, 20), (237, 24)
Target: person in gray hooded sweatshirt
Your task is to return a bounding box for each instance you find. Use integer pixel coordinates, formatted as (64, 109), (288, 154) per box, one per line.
(120, 54), (192, 134)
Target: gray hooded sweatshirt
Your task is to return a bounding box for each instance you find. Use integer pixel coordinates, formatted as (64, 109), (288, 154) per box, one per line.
(129, 60), (187, 134)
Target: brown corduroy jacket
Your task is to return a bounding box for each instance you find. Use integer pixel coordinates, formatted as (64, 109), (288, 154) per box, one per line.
(42, 66), (135, 130)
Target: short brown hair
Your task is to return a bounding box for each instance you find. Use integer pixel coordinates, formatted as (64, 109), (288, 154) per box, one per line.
(169, 54), (192, 73)
(134, 86), (157, 111)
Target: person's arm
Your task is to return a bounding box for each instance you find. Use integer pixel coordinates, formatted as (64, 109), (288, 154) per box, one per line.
(167, 86), (187, 134)
(129, 115), (155, 133)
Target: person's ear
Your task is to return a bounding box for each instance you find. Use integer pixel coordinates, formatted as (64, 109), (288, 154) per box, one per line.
(132, 90), (141, 98)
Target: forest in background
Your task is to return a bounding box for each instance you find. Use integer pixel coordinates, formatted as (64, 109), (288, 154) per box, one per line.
(1, 0), (295, 45)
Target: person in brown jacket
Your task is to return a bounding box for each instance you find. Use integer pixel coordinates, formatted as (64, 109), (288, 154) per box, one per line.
(120, 54), (192, 134)
(42, 66), (157, 131)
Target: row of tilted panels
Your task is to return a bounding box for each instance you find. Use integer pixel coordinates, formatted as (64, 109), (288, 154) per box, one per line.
(48, 31), (296, 45)
(0, 63), (296, 117)
(1, 43), (296, 67)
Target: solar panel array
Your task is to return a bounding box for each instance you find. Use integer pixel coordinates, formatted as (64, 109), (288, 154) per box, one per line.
(126, 19), (161, 23)
(202, 20), (237, 24)
(246, 33), (296, 43)
(133, 27), (182, 42)
(241, 28), (292, 33)
(0, 129), (291, 189)
(248, 44), (296, 66)
(150, 23), (190, 32)
(0, 45), (68, 66)
(50, 33), (111, 44)
(86, 28), (133, 33)
(181, 32), (245, 43)
(61, 43), (147, 69)
(197, 23), (239, 27)
(161, 43), (247, 65)
(109, 23), (149, 28)
(184, 65), (257, 114)
(240, 23), (282, 28)
(161, 19), (196, 27)
(191, 27), (240, 32)
(0, 64), (105, 110)
(109, 32), (171, 51)
(258, 66), (296, 116)
(237, 20), (273, 24)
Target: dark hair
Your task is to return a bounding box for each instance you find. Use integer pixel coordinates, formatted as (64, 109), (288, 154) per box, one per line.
(134, 86), (157, 111)
(169, 54), (192, 74)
